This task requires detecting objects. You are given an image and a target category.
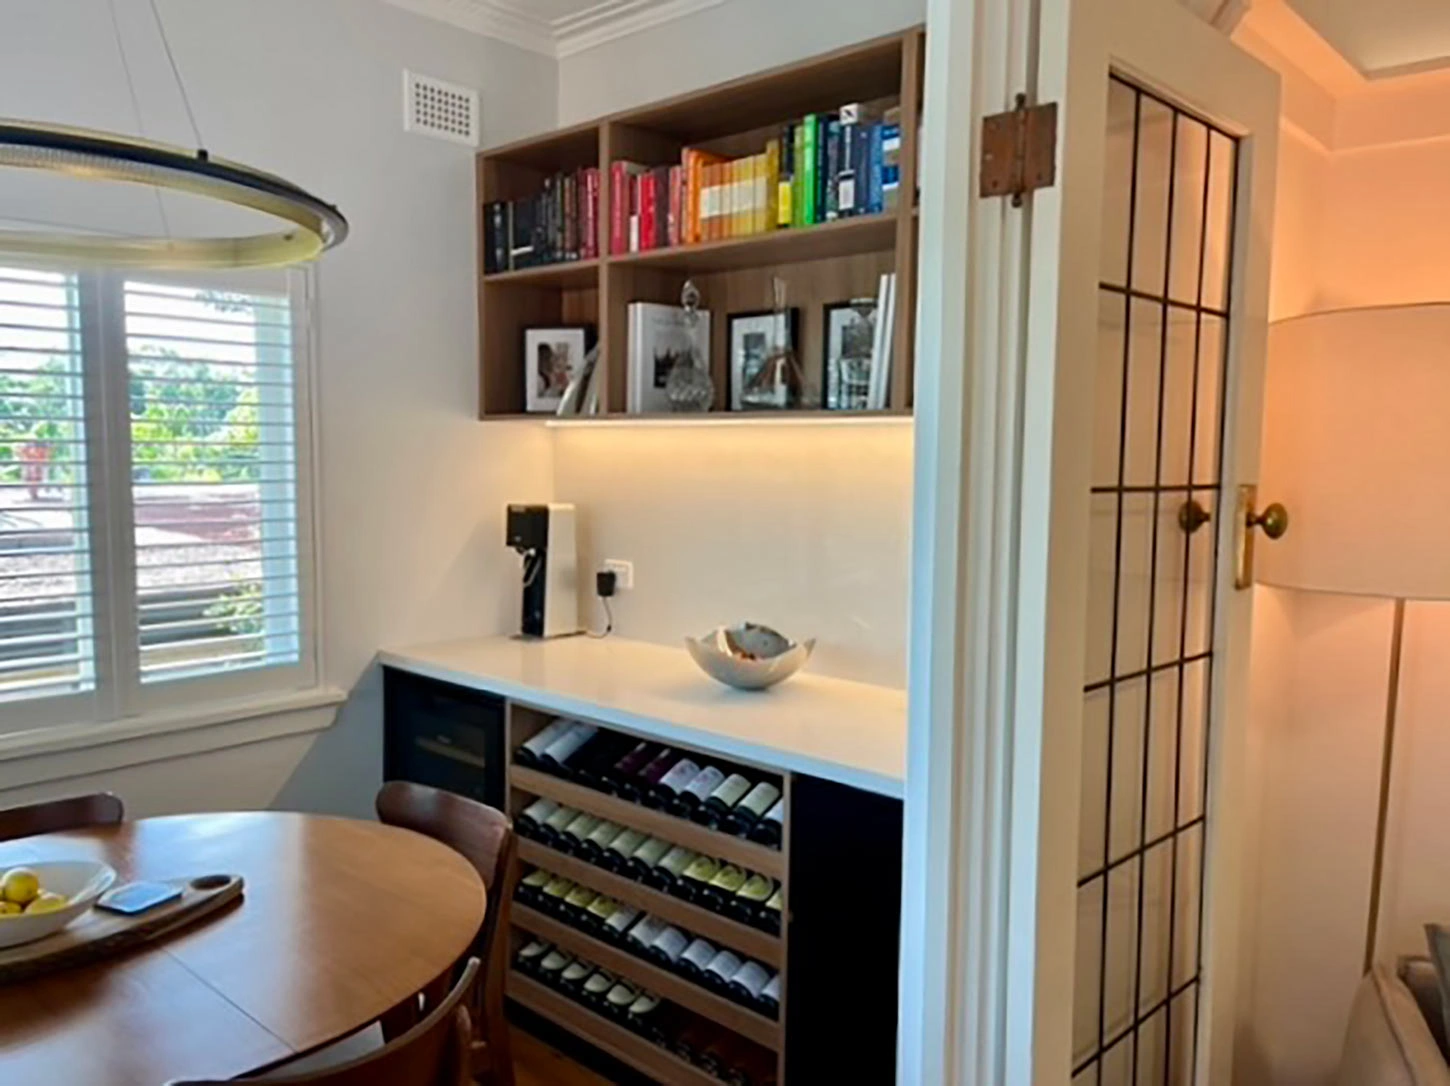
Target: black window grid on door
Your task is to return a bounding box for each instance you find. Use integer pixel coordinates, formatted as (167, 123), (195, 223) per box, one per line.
(1073, 76), (1239, 1086)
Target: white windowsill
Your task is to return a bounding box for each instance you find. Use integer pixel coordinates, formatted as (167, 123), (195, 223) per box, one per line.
(0, 687), (347, 789)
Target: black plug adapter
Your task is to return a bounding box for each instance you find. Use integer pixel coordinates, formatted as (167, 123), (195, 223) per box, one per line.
(596, 569), (618, 598)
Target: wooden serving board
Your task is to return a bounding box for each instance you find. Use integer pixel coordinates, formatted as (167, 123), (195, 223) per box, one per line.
(0, 873), (244, 984)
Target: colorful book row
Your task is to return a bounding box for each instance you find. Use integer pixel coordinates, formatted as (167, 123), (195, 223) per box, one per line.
(483, 167), (601, 274)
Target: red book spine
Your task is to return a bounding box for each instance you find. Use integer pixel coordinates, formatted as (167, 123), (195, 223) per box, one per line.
(610, 162), (626, 255)
(639, 174), (657, 251)
(668, 165), (684, 248)
(581, 168), (596, 260)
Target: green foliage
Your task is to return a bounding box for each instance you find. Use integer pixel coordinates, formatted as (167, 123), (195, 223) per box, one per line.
(0, 357), (76, 485)
(203, 582), (264, 637)
(129, 353), (260, 484)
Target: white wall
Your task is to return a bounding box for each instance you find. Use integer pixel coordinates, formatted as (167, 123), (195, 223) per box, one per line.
(557, 0), (924, 123)
(0, 0), (556, 816)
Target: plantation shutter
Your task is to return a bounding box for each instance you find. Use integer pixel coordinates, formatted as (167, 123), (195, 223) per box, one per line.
(0, 268), (95, 702)
(123, 279), (302, 683)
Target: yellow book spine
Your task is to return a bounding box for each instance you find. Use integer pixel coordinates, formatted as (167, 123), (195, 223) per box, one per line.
(755, 152), (769, 234)
(731, 159), (745, 238)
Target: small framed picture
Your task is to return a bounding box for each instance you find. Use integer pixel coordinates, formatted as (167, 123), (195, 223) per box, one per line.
(823, 300), (878, 410)
(727, 309), (801, 410)
(524, 326), (593, 413)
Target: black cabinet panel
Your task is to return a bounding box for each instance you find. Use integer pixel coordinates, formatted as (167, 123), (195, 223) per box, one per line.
(785, 775), (903, 1083)
(383, 668), (506, 809)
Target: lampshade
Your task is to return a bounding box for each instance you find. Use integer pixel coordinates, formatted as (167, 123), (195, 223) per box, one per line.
(1258, 304), (1450, 600)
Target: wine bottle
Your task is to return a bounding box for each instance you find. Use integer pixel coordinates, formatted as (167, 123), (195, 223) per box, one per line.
(514, 717), (576, 768)
(625, 835), (671, 881)
(625, 914), (669, 954)
(515, 796), (560, 840)
(600, 904), (641, 944)
(558, 956), (595, 995)
(578, 820), (625, 863)
(720, 781), (781, 837)
(700, 948), (744, 994)
(747, 798), (786, 848)
(644, 845), (697, 892)
(514, 938), (552, 978)
(758, 972), (781, 1018)
(568, 731), (635, 790)
(698, 863), (747, 910)
(603, 981), (643, 1021)
(604, 740), (663, 799)
(623, 991), (667, 1041)
(536, 948), (575, 987)
(515, 867), (552, 907)
(583, 895), (620, 933)
(676, 936), (718, 981)
(600, 827), (649, 874)
(648, 756), (703, 809)
(562, 884), (599, 919)
(667, 765), (725, 817)
(692, 773), (753, 829)
(621, 746), (676, 805)
(537, 720), (597, 773)
(645, 924), (690, 968)
(698, 1034), (755, 1086)
(675, 854), (721, 903)
(671, 1021), (715, 1063)
(538, 875), (576, 916)
(537, 804), (579, 849)
(727, 873), (776, 925)
(726, 959), (773, 1010)
(558, 812), (602, 856)
(580, 968), (616, 1008)
(760, 887), (784, 935)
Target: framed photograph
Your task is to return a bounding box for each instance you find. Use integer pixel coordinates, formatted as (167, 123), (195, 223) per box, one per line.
(524, 326), (592, 413)
(727, 308), (801, 410)
(823, 299), (878, 411)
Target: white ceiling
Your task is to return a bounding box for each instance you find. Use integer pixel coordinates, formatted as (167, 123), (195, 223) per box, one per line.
(1288, 0), (1450, 79)
(382, 0), (726, 58)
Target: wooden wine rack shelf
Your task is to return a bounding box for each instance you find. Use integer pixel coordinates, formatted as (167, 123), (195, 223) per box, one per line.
(512, 903), (782, 1050)
(516, 837), (782, 965)
(511, 765), (786, 880)
(509, 970), (722, 1086)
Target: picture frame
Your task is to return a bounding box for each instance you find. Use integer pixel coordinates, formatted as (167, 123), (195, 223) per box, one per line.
(823, 299), (878, 411)
(727, 308), (802, 410)
(523, 326), (593, 413)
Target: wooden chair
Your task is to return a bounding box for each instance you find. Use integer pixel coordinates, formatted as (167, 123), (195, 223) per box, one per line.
(171, 958), (479, 1086)
(376, 781), (517, 1086)
(0, 792), (124, 842)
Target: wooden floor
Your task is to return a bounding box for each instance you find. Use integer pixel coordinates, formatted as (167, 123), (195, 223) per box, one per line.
(512, 1026), (617, 1086)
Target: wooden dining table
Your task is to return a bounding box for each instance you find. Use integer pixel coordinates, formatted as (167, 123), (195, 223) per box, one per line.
(0, 811), (486, 1086)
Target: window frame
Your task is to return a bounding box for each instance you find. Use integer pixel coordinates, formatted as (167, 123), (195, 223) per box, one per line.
(0, 264), (322, 734)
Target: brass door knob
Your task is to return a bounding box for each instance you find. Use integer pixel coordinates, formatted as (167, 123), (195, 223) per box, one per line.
(1178, 499), (1211, 535)
(1247, 501), (1290, 540)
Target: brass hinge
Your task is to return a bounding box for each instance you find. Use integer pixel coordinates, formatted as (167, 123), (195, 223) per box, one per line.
(980, 94), (1059, 206)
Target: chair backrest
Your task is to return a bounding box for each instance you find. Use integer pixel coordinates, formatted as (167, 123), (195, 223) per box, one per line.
(171, 958), (478, 1086)
(0, 793), (124, 843)
(375, 782), (516, 983)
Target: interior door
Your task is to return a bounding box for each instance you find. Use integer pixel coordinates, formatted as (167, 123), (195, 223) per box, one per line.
(1040, 4), (1281, 1085)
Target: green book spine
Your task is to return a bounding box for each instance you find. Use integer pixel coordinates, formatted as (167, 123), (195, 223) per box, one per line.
(792, 123), (807, 227)
(801, 113), (818, 227)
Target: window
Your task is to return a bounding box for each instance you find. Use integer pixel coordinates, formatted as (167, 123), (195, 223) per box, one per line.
(0, 266), (317, 730)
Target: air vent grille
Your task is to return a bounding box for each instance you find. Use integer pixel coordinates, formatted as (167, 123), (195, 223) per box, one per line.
(403, 71), (479, 147)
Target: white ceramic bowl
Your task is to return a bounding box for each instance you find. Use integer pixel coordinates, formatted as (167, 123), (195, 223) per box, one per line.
(0, 860), (117, 950)
(685, 624), (815, 691)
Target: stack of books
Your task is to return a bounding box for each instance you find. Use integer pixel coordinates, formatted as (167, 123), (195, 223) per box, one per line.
(483, 167), (602, 273)
(610, 103), (902, 254)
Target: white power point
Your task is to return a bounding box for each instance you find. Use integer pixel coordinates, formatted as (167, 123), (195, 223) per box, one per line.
(602, 559), (634, 591)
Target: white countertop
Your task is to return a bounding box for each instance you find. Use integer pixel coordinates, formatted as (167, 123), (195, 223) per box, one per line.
(378, 636), (907, 799)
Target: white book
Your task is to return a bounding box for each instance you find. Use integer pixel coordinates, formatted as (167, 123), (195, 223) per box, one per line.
(868, 272), (897, 410)
(627, 302), (711, 414)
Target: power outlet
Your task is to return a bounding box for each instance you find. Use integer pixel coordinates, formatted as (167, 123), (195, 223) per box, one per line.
(602, 559), (634, 591)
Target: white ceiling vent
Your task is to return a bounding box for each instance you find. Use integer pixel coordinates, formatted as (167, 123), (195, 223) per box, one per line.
(403, 71), (479, 147)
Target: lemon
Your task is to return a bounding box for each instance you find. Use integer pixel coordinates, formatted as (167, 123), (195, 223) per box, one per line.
(0, 902), (20, 916)
(0, 868), (40, 906)
(24, 891), (67, 915)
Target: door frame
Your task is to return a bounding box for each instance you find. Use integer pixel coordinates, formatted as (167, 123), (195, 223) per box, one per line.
(899, 0), (1279, 1081)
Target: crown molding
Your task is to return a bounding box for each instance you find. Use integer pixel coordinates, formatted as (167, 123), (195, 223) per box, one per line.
(382, 0), (727, 58)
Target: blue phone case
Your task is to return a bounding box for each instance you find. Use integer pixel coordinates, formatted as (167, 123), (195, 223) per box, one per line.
(98, 882), (183, 915)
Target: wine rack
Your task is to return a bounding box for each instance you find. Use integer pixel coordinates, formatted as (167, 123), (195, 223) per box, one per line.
(508, 700), (792, 1084)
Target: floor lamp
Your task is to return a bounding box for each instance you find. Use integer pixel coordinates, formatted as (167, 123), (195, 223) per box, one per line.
(1258, 304), (1450, 974)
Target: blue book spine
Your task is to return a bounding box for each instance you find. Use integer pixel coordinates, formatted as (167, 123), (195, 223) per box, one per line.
(867, 123), (885, 215)
(824, 118), (842, 220)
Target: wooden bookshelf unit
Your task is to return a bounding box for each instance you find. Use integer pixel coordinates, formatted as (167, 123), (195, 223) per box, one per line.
(476, 27), (925, 421)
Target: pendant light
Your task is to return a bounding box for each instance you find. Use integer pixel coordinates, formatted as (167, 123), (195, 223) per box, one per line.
(0, 0), (348, 270)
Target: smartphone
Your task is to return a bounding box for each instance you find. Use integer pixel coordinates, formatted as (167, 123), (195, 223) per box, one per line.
(97, 882), (183, 916)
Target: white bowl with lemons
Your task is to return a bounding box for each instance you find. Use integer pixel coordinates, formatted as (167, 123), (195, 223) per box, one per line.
(0, 861), (117, 950)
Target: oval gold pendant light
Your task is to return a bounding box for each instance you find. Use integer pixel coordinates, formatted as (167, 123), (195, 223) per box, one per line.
(0, 0), (348, 270)
(0, 121), (348, 270)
